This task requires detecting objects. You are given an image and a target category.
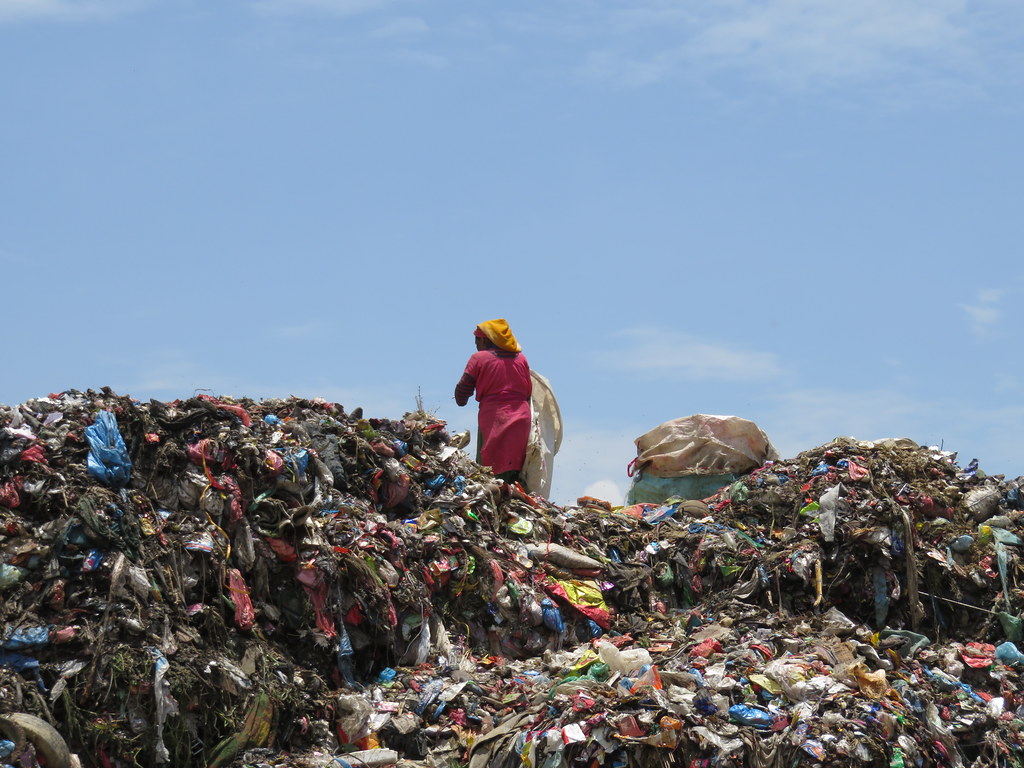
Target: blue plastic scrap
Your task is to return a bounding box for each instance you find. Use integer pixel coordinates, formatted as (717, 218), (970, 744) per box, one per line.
(996, 641), (1024, 667)
(642, 504), (677, 525)
(85, 410), (132, 486)
(281, 447), (310, 477)
(541, 598), (565, 634)
(0, 652), (46, 691)
(2, 625), (50, 650)
(728, 703), (774, 728)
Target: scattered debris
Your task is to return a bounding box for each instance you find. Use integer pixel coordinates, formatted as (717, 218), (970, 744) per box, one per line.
(2, 391), (1024, 767)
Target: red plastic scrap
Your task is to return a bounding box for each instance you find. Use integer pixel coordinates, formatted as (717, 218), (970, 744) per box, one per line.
(382, 473), (411, 509)
(691, 574), (703, 596)
(688, 637), (723, 658)
(345, 603), (366, 626)
(227, 568), (255, 631)
(0, 478), (23, 508)
(187, 439), (235, 471)
(19, 444), (47, 464)
(370, 441), (396, 457)
(748, 643), (775, 661)
(197, 394), (252, 427)
(266, 537), (298, 563)
(571, 692), (597, 711)
(264, 450), (285, 476)
(296, 563), (339, 637)
(489, 559), (505, 587)
(372, 527), (402, 551)
(847, 460), (869, 480)
(543, 582), (610, 629)
(961, 642), (996, 669)
(220, 474), (244, 522)
(617, 716), (644, 738)
(981, 556), (998, 579)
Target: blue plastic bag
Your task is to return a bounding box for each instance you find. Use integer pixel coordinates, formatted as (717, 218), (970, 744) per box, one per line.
(996, 641), (1024, 667)
(728, 703), (774, 728)
(2, 625), (50, 650)
(281, 447), (310, 478)
(541, 598), (564, 633)
(86, 410), (132, 486)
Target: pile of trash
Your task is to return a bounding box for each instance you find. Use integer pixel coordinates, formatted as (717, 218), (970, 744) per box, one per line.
(2, 391), (1024, 768)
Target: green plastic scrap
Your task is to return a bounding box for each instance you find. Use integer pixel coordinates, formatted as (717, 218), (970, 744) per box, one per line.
(728, 482), (749, 503)
(991, 527), (1024, 546)
(733, 529), (762, 550)
(879, 629), (931, 658)
(1000, 612), (1024, 644)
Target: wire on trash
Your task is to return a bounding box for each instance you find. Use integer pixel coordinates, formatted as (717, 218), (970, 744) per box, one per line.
(917, 591), (1000, 616)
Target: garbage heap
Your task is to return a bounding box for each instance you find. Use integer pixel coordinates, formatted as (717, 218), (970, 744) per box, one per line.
(1, 392), (1024, 768)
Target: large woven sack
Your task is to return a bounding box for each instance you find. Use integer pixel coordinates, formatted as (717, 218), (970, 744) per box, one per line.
(630, 414), (779, 478)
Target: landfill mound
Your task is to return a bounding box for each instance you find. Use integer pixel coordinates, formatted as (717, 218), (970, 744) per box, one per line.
(2, 391), (1024, 768)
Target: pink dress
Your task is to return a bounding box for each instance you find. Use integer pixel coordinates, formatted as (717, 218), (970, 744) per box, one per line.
(455, 350), (532, 474)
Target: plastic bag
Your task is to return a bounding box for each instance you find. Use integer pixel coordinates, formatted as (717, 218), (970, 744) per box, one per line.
(85, 410), (132, 487)
(336, 693), (373, 743)
(728, 704), (773, 728)
(541, 598), (564, 634)
(597, 641), (651, 675)
(995, 641), (1024, 667)
(818, 484), (849, 543)
(148, 648), (180, 763)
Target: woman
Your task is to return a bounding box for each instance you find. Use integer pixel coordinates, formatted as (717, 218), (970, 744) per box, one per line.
(454, 319), (533, 485)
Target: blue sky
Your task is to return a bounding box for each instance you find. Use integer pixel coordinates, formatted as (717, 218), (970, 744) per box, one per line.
(2, 0), (1022, 506)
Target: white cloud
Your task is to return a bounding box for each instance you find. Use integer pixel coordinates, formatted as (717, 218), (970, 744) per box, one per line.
(689, 0), (966, 69)
(575, 0), (1014, 92)
(598, 328), (783, 381)
(994, 374), (1020, 393)
(0, 0), (149, 22)
(581, 49), (676, 88)
(762, 387), (929, 460)
(370, 16), (429, 39)
(755, 386), (1024, 480)
(250, 0), (397, 16)
(960, 288), (1003, 336)
(388, 49), (448, 69)
(581, 479), (626, 507)
(549, 424), (638, 507)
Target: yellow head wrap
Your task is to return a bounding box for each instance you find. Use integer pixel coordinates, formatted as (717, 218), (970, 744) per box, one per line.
(475, 319), (521, 352)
